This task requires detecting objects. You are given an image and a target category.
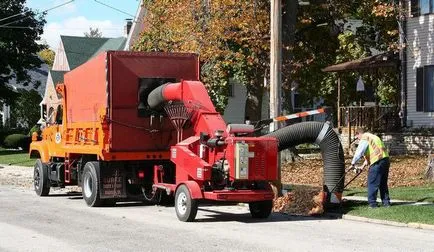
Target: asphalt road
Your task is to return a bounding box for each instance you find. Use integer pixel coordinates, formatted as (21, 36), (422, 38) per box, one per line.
(1, 185), (434, 252)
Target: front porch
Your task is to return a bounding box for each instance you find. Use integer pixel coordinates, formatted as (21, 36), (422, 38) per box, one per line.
(339, 105), (401, 132)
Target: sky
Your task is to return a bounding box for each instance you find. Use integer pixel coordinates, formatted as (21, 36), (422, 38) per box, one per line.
(26, 0), (140, 49)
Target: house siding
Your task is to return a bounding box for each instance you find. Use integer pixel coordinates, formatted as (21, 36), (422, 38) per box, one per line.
(41, 73), (61, 124)
(42, 74), (61, 108)
(223, 82), (247, 124)
(52, 41), (70, 71)
(406, 14), (434, 127)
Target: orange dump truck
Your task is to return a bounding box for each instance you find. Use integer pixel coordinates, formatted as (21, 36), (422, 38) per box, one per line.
(30, 51), (278, 221)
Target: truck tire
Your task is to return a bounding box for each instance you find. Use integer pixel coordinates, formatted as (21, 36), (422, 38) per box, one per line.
(249, 200), (273, 219)
(82, 161), (103, 207)
(175, 184), (198, 222)
(34, 159), (50, 196)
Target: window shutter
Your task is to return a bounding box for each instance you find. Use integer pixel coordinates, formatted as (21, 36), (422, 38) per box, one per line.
(416, 67), (424, 112)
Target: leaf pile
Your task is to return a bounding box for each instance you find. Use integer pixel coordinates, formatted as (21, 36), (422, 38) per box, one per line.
(273, 185), (324, 215)
(281, 155), (430, 188)
(275, 155), (430, 215)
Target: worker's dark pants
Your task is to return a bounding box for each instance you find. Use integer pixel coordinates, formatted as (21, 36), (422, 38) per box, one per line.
(367, 157), (390, 207)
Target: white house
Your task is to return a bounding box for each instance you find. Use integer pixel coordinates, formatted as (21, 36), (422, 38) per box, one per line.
(405, 0), (434, 127)
(39, 35), (127, 125)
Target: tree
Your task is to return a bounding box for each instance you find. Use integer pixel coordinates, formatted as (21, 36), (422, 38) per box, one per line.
(84, 27), (102, 38)
(284, 0), (400, 110)
(134, 1), (270, 120)
(0, 0), (46, 105)
(133, 0), (400, 120)
(10, 89), (42, 130)
(38, 48), (55, 68)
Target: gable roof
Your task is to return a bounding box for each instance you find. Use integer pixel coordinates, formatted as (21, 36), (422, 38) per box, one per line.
(60, 35), (126, 70)
(93, 37), (126, 57)
(50, 70), (67, 85)
(49, 70), (68, 99)
(322, 52), (399, 73)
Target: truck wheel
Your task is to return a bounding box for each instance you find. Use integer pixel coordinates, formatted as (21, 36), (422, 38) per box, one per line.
(175, 185), (198, 222)
(82, 161), (103, 207)
(34, 159), (50, 196)
(249, 200), (273, 219)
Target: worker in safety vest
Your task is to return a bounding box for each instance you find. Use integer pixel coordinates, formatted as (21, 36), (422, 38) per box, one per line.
(350, 128), (390, 208)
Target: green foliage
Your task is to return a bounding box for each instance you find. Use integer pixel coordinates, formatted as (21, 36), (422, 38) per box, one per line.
(28, 125), (41, 136)
(84, 27), (102, 38)
(133, 0), (269, 118)
(3, 134), (31, 150)
(38, 48), (55, 68)
(0, 128), (24, 147)
(10, 89), (42, 130)
(133, 0), (400, 117)
(0, 0), (46, 104)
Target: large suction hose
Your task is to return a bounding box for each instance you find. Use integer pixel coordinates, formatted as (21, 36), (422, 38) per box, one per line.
(264, 121), (345, 194)
(148, 84), (168, 109)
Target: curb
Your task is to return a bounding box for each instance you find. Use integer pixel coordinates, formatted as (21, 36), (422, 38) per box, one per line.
(341, 214), (434, 231)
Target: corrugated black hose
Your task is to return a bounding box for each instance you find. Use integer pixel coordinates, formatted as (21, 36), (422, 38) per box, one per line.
(264, 121), (345, 195)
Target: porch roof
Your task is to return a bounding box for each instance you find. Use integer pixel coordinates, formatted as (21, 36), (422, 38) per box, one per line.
(322, 52), (399, 73)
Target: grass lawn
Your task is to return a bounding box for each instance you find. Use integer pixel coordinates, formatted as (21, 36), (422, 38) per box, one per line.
(345, 185), (434, 203)
(338, 200), (434, 225)
(341, 185), (434, 225)
(0, 148), (35, 167)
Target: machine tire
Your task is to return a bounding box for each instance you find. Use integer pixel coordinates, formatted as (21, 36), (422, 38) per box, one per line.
(249, 200), (273, 219)
(82, 161), (103, 207)
(34, 159), (50, 196)
(175, 185), (198, 222)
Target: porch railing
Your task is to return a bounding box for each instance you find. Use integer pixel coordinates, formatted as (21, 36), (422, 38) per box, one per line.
(339, 105), (400, 132)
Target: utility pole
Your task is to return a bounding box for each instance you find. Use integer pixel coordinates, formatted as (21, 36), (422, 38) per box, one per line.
(270, 0), (282, 194)
(270, 0), (282, 132)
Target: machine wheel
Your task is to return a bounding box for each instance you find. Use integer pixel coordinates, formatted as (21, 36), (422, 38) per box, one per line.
(34, 159), (50, 196)
(175, 185), (198, 222)
(249, 200), (273, 219)
(82, 161), (103, 207)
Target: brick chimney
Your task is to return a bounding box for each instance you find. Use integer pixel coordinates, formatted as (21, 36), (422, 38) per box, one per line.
(124, 19), (133, 36)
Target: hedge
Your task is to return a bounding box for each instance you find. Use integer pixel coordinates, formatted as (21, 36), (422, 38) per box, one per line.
(3, 134), (31, 151)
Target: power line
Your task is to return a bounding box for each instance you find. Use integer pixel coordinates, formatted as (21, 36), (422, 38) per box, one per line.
(0, 0), (75, 28)
(0, 12), (26, 23)
(0, 0), (60, 23)
(0, 25), (123, 30)
(93, 0), (136, 20)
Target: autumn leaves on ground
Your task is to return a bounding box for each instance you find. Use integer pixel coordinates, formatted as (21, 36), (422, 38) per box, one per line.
(273, 155), (430, 215)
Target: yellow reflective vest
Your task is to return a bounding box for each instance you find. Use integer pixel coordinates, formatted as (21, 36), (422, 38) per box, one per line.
(361, 133), (389, 165)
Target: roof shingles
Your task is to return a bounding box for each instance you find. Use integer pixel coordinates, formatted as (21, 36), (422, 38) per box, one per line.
(60, 35), (126, 70)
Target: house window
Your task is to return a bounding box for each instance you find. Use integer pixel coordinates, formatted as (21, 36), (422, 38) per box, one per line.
(47, 107), (55, 124)
(412, 0), (434, 16)
(416, 66), (434, 112)
(55, 105), (63, 124)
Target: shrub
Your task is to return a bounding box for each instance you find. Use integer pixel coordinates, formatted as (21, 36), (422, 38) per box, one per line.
(4, 134), (31, 151)
(28, 125), (41, 136)
(0, 129), (23, 147)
